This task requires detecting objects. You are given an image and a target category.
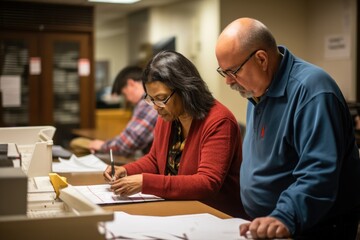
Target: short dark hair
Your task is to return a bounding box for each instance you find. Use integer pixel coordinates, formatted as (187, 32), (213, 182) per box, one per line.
(111, 66), (143, 95)
(142, 50), (214, 119)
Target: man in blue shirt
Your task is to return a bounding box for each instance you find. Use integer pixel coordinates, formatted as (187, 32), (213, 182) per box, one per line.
(215, 17), (360, 239)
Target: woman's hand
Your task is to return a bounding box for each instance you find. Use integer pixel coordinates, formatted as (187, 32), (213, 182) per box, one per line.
(103, 165), (127, 182)
(110, 174), (143, 196)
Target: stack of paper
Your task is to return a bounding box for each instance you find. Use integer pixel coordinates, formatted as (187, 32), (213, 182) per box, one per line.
(100, 212), (251, 240)
(52, 154), (108, 173)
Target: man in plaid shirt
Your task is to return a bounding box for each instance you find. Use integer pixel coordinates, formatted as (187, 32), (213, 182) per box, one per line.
(71, 66), (157, 158)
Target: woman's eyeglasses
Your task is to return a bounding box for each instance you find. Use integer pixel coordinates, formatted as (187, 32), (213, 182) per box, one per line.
(144, 90), (175, 108)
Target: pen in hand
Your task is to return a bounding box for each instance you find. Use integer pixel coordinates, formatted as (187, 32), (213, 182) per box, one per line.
(110, 149), (115, 181)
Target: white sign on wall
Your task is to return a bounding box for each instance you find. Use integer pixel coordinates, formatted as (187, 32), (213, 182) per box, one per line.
(78, 58), (90, 77)
(30, 57), (41, 75)
(324, 34), (350, 60)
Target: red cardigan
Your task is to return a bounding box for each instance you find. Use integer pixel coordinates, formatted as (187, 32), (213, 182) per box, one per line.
(124, 100), (247, 218)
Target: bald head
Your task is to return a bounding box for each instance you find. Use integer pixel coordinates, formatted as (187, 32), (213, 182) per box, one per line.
(215, 18), (277, 65)
(215, 18), (282, 99)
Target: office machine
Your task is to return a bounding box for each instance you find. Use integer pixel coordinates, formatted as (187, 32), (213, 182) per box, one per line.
(0, 126), (114, 239)
(0, 126), (55, 177)
(0, 168), (27, 216)
(0, 143), (21, 167)
(0, 126), (55, 219)
(0, 173), (113, 239)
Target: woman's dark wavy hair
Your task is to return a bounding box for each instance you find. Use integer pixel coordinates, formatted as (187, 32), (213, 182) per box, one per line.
(142, 50), (215, 120)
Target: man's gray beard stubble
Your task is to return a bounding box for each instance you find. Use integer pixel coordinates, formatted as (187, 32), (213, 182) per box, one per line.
(230, 83), (254, 99)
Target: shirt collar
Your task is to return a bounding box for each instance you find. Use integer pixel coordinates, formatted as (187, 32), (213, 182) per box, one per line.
(265, 46), (293, 99)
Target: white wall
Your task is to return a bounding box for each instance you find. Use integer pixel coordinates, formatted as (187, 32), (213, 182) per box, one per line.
(149, 0), (220, 97)
(127, 9), (151, 67)
(306, 0), (357, 101)
(95, 18), (128, 86)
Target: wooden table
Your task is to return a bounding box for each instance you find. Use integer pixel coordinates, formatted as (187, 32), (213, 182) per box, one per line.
(72, 128), (110, 140)
(72, 108), (132, 141)
(61, 172), (232, 219)
(67, 128), (136, 165)
(95, 153), (135, 166)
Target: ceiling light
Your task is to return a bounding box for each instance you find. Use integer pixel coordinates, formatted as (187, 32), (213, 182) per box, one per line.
(88, 0), (140, 4)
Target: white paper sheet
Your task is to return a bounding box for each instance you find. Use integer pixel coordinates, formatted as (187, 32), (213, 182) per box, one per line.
(52, 154), (108, 173)
(102, 211), (251, 240)
(0, 75), (21, 107)
(74, 184), (163, 205)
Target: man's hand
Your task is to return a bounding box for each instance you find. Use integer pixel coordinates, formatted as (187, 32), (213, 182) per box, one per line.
(89, 139), (105, 153)
(240, 216), (290, 239)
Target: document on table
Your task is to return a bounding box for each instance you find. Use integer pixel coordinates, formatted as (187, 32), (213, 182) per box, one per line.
(52, 154), (108, 173)
(74, 184), (163, 205)
(100, 211), (251, 240)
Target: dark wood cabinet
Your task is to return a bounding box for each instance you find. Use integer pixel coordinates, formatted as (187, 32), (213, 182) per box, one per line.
(0, 2), (95, 146)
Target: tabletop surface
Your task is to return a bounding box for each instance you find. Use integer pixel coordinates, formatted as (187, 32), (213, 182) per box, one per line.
(61, 171), (232, 219)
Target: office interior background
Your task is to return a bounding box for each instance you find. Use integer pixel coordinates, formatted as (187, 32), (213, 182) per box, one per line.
(0, 0), (358, 146)
(96, 0), (358, 125)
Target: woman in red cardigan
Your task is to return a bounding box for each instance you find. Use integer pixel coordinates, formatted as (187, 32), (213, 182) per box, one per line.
(104, 50), (247, 218)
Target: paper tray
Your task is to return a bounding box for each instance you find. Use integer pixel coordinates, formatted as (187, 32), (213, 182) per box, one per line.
(0, 185), (113, 240)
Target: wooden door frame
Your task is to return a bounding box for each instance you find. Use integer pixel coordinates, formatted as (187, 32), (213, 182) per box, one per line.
(41, 32), (95, 128)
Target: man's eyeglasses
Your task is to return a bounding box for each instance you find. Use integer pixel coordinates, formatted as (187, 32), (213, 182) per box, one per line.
(144, 90), (175, 108)
(217, 50), (259, 79)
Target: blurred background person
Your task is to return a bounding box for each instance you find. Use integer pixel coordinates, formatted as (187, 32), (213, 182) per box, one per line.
(70, 66), (157, 159)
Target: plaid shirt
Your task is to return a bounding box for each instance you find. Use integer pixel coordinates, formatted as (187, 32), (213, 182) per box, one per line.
(100, 99), (157, 157)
